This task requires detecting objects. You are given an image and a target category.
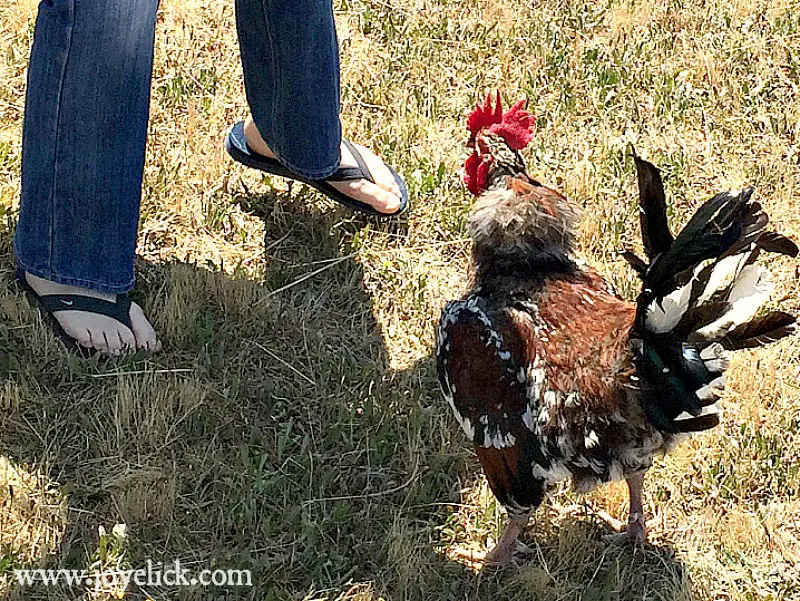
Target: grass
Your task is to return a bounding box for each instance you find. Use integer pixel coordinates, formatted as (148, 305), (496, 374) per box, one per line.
(1, 0), (799, 599)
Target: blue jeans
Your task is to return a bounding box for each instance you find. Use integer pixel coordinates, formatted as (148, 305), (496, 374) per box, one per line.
(14, 0), (342, 293)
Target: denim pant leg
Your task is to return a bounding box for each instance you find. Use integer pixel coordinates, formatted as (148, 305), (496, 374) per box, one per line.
(235, 0), (341, 179)
(14, 0), (159, 294)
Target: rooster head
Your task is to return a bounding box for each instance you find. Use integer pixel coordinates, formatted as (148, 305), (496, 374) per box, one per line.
(463, 91), (536, 195)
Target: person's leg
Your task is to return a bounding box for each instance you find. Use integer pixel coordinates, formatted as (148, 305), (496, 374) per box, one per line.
(234, 0), (401, 214)
(14, 0), (160, 353)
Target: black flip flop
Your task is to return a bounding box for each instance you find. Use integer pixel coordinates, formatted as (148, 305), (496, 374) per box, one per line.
(225, 121), (409, 217)
(16, 267), (135, 354)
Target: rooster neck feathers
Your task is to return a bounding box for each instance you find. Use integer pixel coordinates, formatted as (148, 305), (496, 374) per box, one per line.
(469, 176), (580, 287)
(477, 134), (529, 187)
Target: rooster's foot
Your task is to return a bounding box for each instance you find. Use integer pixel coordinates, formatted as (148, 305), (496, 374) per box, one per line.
(484, 540), (534, 568)
(601, 512), (647, 547)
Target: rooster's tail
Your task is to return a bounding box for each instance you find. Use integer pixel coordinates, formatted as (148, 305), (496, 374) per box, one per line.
(625, 156), (797, 433)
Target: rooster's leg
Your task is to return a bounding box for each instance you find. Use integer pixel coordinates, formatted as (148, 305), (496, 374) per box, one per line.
(484, 514), (531, 567)
(624, 471), (647, 544)
(601, 472), (647, 546)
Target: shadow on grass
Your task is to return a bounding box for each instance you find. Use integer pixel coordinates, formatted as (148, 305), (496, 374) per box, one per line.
(485, 517), (693, 601)
(0, 190), (693, 600)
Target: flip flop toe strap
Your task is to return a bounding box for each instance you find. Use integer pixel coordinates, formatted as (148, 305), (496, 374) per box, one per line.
(325, 166), (368, 182)
(38, 294), (134, 332)
(325, 139), (375, 183)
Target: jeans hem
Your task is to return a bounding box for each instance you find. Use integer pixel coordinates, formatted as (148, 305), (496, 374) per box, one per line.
(249, 120), (341, 180)
(14, 247), (135, 295)
(267, 143), (340, 180)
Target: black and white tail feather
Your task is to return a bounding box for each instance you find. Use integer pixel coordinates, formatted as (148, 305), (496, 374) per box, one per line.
(623, 154), (798, 434)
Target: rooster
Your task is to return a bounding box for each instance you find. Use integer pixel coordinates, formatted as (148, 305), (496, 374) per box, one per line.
(436, 92), (798, 566)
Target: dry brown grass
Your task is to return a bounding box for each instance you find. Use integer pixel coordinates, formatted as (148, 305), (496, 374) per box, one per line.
(1, 0), (800, 599)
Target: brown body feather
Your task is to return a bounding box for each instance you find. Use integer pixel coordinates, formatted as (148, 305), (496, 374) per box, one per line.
(536, 274), (635, 403)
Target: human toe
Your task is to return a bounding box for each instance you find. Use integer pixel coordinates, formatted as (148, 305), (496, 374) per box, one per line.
(129, 302), (161, 352)
(336, 179), (401, 214)
(342, 143), (402, 202)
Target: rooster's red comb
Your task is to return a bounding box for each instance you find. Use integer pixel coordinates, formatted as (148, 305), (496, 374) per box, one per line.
(466, 91), (535, 151)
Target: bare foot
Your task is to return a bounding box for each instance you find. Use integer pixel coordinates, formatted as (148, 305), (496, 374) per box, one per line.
(23, 272), (160, 355)
(243, 116), (402, 214)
